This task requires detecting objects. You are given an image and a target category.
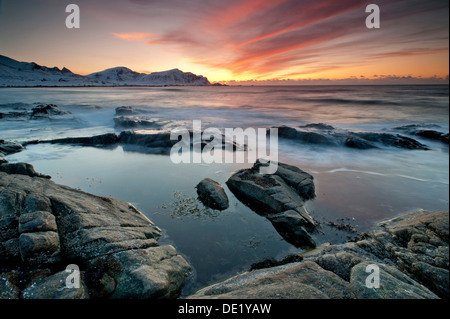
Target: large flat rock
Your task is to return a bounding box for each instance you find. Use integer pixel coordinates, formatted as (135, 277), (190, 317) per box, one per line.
(0, 168), (191, 299)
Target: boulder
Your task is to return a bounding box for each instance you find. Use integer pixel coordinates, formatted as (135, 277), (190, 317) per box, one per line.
(277, 126), (336, 145)
(30, 104), (72, 120)
(0, 165), (191, 299)
(114, 116), (162, 129)
(19, 211), (58, 233)
(352, 132), (429, 150)
(115, 106), (134, 115)
(0, 140), (23, 155)
(89, 245), (191, 299)
(268, 210), (316, 248)
(19, 231), (60, 263)
(350, 262), (438, 299)
(46, 133), (120, 146)
(0, 163), (50, 179)
(195, 178), (229, 211)
(393, 125), (449, 144)
(345, 136), (377, 149)
(21, 270), (89, 299)
(226, 160), (316, 248)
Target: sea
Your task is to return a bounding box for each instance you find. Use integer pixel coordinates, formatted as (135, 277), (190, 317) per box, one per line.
(1, 85), (448, 295)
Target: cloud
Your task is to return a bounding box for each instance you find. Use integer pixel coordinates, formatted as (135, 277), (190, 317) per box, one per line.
(112, 32), (156, 41)
(110, 0), (449, 80)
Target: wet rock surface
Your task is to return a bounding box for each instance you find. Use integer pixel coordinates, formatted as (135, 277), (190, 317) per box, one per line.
(0, 167), (190, 299)
(393, 124), (449, 144)
(0, 104), (72, 121)
(274, 124), (431, 150)
(189, 210), (448, 299)
(196, 178), (229, 211)
(226, 160), (317, 248)
(0, 162), (50, 179)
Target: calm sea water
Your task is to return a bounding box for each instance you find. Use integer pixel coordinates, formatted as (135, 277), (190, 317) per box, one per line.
(1, 85), (449, 295)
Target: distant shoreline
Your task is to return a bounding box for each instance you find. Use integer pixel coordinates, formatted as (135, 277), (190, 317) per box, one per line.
(1, 83), (449, 88)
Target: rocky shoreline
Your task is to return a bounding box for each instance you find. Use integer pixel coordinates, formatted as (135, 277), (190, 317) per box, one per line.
(190, 209), (448, 299)
(0, 158), (448, 299)
(0, 163), (190, 299)
(1, 103), (448, 299)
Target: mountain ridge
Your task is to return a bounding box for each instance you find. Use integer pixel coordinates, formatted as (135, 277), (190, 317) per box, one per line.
(0, 54), (211, 87)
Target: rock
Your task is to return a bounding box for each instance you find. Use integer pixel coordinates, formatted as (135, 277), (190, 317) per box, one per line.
(85, 245), (190, 299)
(114, 116), (162, 129)
(272, 125), (429, 150)
(0, 163), (50, 179)
(30, 104), (72, 120)
(46, 133), (120, 146)
(410, 262), (449, 298)
(189, 261), (351, 299)
(249, 254), (303, 271)
(300, 123), (335, 130)
(0, 140), (23, 155)
(345, 136), (377, 149)
(268, 211), (316, 248)
(392, 125), (449, 144)
(371, 210), (449, 298)
(188, 210), (447, 299)
(115, 106), (134, 115)
(314, 251), (364, 281)
(350, 262), (438, 299)
(0, 165), (190, 299)
(0, 271), (20, 299)
(352, 132), (429, 150)
(226, 160), (316, 248)
(255, 160), (316, 200)
(195, 178), (229, 211)
(105, 246), (190, 299)
(277, 126), (336, 145)
(119, 130), (174, 153)
(19, 211), (58, 233)
(21, 270), (89, 299)
(19, 231), (60, 263)
(415, 130), (446, 141)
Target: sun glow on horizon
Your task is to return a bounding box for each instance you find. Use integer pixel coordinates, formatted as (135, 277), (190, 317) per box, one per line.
(1, 0), (447, 84)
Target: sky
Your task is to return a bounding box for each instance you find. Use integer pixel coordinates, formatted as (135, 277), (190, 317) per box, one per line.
(0, 0), (448, 84)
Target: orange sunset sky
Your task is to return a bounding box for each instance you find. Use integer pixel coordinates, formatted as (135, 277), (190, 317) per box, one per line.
(0, 0), (448, 84)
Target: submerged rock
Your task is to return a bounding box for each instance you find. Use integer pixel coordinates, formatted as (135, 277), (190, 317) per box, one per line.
(196, 178), (229, 211)
(30, 104), (72, 119)
(226, 160), (316, 248)
(274, 125), (430, 150)
(114, 116), (162, 129)
(46, 133), (120, 146)
(115, 106), (134, 115)
(393, 124), (449, 144)
(0, 165), (190, 299)
(352, 132), (429, 150)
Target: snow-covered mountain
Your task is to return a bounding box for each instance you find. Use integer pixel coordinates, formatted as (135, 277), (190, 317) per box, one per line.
(0, 55), (211, 87)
